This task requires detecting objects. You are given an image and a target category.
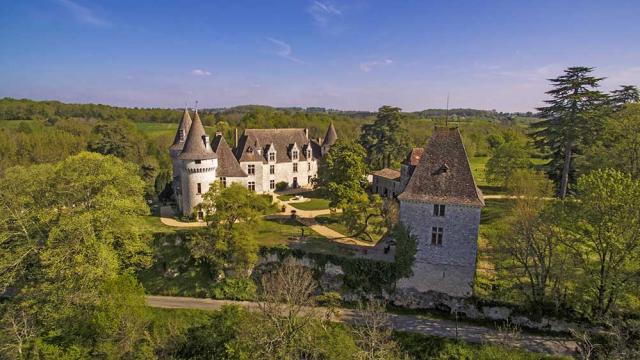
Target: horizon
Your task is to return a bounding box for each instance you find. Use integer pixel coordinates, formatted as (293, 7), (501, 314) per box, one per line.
(1, 1), (640, 112)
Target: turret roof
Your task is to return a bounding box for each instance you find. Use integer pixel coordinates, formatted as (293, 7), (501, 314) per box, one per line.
(322, 122), (338, 147)
(178, 111), (217, 160)
(170, 108), (193, 151)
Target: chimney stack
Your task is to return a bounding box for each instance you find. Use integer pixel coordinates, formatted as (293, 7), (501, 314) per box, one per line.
(304, 128), (309, 139)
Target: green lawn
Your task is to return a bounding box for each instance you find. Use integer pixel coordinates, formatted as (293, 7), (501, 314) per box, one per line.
(315, 213), (384, 243)
(277, 189), (332, 211)
(138, 217), (355, 297)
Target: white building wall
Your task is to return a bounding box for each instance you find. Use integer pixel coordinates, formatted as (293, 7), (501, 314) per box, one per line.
(179, 158), (218, 217)
(398, 200), (481, 297)
(241, 161), (265, 193)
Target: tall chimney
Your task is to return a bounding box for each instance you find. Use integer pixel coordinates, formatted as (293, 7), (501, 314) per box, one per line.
(234, 128), (238, 147)
(304, 128), (309, 139)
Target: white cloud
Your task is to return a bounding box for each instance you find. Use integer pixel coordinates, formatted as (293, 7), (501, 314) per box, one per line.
(360, 59), (393, 72)
(191, 69), (212, 76)
(57, 0), (110, 27)
(308, 1), (342, 27)
(266, 37), (305, 64)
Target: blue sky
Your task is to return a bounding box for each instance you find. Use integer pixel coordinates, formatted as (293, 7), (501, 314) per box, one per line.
(1, 0), (640, 112)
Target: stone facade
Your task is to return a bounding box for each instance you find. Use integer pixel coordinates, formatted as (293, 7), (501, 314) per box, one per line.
(377, 128), (484, 298)
(397, 201), (481, 297)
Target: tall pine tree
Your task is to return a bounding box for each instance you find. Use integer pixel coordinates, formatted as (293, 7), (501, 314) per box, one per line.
(533, 67), (608, 198)
(359, 105), (410, 169)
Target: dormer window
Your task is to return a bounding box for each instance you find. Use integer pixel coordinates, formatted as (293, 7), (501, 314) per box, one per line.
(269, 152), (275, 161)
(247, 146), (253, 153)
(306, 148), (312, 159)
(292, 150), (298, 160)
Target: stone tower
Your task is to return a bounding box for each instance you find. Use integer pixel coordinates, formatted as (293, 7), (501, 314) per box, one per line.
(321, 122), (337, 156)
(396, 128), (484, 298)
(177, 110), (218, 218)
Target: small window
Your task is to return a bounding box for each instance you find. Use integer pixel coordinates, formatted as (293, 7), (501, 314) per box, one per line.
(308, 162), (311, 171)
(269, 152), (275, 161)
(197, 183), (202, 194)
(307, 149), (312, 159)
(195, 159), (201, 164)
(433, 204), (445, 217)
(293, 163), (298, 173)
(248, 164), (255, 175)
(270, 180), (275, 189)
(431, 227), (444, 246)
(220, 177), (226, 188)
(270, 165), (275, 175)
(292, 150), (298, 160)
(248, 181), (255, 191)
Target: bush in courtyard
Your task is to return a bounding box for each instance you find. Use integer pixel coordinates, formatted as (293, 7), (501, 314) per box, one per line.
(276, 181), (288, 191)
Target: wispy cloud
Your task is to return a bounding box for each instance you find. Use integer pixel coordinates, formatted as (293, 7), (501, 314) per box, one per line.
(308, 1), (342, 25)
(266, 37), (305, 64)
(57, 0), (110, 27)
(191, 69), (212, 76)
(360, 59), (393, 72)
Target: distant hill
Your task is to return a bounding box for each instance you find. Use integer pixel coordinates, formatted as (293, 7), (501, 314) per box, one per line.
(0, 97), (536, 124)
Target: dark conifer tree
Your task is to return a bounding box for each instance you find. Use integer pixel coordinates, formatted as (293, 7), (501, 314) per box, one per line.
(359, 105), (410, 169)
(610, 85), (640, 110)
(532, 66), (608, 198)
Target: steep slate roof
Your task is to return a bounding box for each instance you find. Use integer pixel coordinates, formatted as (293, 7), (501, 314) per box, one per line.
(398, 127), (484, 206)
(235, 128), (316, 163)
(373, 168), (401, 180)
(322, 122), (338, 147)
(170, 108), (193, 150)
(212, 134), (247, 177)
(402, 147), (424, 166)
(178, 111), (217, 160)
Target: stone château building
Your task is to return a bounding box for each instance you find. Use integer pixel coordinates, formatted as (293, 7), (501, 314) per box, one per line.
(372, 128), (484, 297)
(169, 108), (337, 218)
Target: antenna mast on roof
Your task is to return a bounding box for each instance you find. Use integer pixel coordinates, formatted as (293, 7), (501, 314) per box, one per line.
(445, 93), (450, 127)
(195, 100), (199, 112)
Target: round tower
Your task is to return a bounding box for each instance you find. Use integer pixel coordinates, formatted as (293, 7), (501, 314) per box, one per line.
(177, 110), (218, 219)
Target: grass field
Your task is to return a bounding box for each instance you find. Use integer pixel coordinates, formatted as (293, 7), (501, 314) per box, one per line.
(278, 189), (332, 211)
(315, 213), (384, 243)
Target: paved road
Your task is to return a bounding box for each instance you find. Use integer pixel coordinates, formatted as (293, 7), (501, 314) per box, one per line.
(147, 295), (576, 357)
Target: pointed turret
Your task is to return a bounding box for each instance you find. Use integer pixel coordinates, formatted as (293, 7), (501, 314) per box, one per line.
(170, 108), (193, 151)
(178, 110), (217, 160)
(322, 122), (338, 147)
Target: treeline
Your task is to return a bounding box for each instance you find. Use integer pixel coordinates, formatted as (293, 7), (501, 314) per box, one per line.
(0, 97), (183, 123)
(0, 118), (171, 198)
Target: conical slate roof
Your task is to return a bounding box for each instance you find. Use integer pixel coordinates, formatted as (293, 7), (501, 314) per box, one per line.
(170, 108), (193, 151)
(178, 111), (217, 160)
(397, 127), (484, 207)
(212, 133), (247, 177)
(322, 122), (338, 147)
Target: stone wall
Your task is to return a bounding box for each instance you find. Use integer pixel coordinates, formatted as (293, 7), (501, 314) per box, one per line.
(255, 251), (578, 333)
(398, 200), (481, 297)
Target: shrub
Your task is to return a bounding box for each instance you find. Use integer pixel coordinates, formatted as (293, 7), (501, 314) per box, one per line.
(276, 181), (288, 191)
